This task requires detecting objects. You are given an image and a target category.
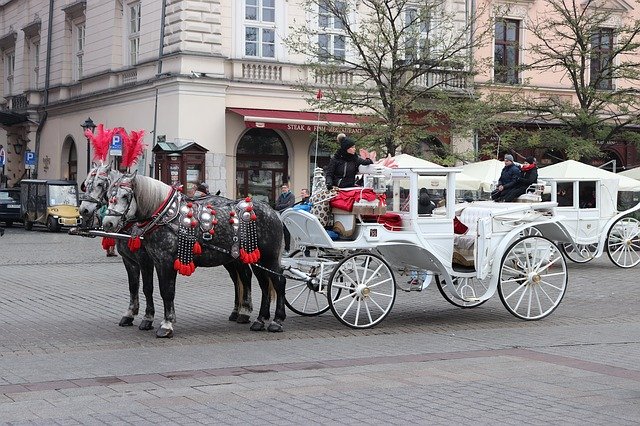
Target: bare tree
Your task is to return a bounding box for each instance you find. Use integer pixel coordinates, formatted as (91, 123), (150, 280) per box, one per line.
(511, 0), (640, 159)
(286, 0), (494, 158)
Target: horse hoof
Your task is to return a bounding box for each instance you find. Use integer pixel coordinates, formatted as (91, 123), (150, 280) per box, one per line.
(236, 314), (251, 324)
(155, 327), (174, 338)
(139, 320), (154, 330)
(228, 311), (238, 322)
(119, 317), (134, 327)
(250, 320), (265, 331)
(267, 322), (284, 333)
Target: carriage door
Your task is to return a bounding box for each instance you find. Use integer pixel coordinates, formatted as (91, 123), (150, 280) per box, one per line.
(236, 129), (288, 207)
(576, 181), (599, 242)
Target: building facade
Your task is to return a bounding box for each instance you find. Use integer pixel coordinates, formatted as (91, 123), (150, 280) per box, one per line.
(0, 0), (638, 204)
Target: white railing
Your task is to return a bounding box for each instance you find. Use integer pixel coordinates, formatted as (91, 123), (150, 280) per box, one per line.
(122, 70), (137, 85)
(313, 69), (354, 86)
(411, 69), (468, 91)
(241, 62), (282, 81)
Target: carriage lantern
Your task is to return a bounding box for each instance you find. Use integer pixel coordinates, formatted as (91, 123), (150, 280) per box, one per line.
(366, 166), (388, 194)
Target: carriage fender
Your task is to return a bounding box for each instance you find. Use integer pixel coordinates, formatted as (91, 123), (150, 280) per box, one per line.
(487, 218), (569, 282)
(374, 243), (454, 288)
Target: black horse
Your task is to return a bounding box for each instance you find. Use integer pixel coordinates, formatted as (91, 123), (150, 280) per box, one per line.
(79, 164), (254, 331)
(101, 172), (286, 338)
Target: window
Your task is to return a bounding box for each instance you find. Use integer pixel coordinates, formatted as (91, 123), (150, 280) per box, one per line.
(31, 40), (40, 88)
(591, 28), (613, 90)
(494, 19), (520, 84)
(405, 7), (431, 63)
(318, 0), (346, 62)
(128, 2), (141, 65)
(73, 23), (85, 80)
(244, 0), (276, 58)
(4, 50), (15, 95)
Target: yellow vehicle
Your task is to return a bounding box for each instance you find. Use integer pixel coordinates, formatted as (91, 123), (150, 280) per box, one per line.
(20, 179), (82, 232)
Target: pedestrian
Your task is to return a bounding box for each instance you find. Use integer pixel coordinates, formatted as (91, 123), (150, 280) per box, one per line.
(194, 182), (209, 197)
(491, 154), (521, 201)
(418, 188), (435, 215)
(300, 188), (310, 204)
(498, 156), (538, 202)
(325, 136), (373, 189)
(275, 183), (295, 255)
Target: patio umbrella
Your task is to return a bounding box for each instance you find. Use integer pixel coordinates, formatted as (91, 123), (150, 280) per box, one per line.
(619, 166), (640, 181)
(461, 159), (506, 192)
(538, 160), (640, 191)
(389, 154), (482, 191)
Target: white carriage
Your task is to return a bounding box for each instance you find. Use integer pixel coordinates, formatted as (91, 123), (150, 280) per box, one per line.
(543, 177), (640, 268)
(281, 166), (573, 328)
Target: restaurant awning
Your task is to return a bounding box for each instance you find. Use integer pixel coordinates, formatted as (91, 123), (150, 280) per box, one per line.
(227, 108), (364, 133)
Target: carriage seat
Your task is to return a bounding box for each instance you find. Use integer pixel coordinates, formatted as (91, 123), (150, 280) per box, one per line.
(453, 204), (501, 266)
(516, 181), (546, 203)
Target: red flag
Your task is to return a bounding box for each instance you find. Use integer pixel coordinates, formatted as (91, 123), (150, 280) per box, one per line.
(316, 89), (323, 100)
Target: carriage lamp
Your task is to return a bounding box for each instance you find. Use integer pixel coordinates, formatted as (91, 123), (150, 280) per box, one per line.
(365, 166), (388, 194)
(81, 117), (97, 174)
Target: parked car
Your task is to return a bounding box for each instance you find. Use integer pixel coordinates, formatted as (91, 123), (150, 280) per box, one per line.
(0, 188), (21, 227)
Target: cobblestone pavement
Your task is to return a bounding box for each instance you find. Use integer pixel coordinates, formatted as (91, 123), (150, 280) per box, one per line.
(0, 226), (639, 424)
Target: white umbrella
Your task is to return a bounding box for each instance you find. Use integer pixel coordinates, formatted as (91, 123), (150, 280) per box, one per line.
(461, 159), (506, 192)
(619, 166), (640, 181)
(538, 160), (640, 191)
(388, 154), (481, 191)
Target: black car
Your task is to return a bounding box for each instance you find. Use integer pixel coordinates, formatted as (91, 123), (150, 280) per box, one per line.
(0, 188), (21, 226)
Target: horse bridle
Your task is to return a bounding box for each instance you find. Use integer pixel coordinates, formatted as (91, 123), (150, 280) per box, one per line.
(79, 171), (111, 205)
(104, 178), (137, 228)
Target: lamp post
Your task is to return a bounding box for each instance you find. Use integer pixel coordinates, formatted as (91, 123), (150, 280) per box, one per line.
(81, 117), (96, 174)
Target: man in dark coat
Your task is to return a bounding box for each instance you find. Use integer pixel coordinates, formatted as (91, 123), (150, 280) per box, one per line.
(275, 183), (295, 254)
(325, 137), (373, 189)
(491, 154), (521, 201)
(498, 156), (539, 202)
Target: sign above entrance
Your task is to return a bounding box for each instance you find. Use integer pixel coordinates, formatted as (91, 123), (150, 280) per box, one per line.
(228, 108), (365, 134)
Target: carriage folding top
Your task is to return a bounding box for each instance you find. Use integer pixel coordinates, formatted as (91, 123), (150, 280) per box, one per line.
(281, 166), (586, 328)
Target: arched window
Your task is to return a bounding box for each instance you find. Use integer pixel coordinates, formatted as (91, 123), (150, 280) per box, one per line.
(421, 136), (447, 161)
(236, 128), (288, 205)
(62, 136), (78, 181)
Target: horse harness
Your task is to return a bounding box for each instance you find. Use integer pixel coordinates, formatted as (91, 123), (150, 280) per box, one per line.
(107, 179), (261, 276)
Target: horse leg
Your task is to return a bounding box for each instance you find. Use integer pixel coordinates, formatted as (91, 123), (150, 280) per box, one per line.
(119, 255), (140, 327)
(223, 263), (252, 324)
(249, 265), (278, 332)
(138, 250), (155, 331)
(261, 260), (287, 333)
(156, 267), (177, 338)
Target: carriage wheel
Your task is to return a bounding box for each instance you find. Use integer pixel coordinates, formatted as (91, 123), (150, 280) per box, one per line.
(284, 248), (333, 316)
(606, 217), (640, 268)
(328, 252), (396, 329)
(520, 226), (541, 237)
(498, 236), (567, 320)
(560, 243), (597, 263)
(435, 275), (489, 308)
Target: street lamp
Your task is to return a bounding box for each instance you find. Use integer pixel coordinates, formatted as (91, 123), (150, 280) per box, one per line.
(81, 117), (96, 174)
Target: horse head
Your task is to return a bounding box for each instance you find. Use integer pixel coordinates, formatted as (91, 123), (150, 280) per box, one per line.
(102, 171), (139, 232)
(79, 162), (117, 227)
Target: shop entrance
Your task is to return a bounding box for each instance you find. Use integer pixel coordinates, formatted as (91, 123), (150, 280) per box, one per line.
(236, 129), (288, 206)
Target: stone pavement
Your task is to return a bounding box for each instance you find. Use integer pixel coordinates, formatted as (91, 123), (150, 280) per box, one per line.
(0, 226), (639, 424)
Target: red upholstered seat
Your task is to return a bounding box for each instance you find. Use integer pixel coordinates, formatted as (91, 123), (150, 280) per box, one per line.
(362, 213), (403, 231)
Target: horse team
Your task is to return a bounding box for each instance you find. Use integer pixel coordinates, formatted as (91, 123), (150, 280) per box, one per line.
(79, 164), (287, 338)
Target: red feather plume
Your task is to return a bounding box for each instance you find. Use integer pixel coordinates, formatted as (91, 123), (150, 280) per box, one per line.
(86, 124), (114, 163)
(121, 129), (146, 168)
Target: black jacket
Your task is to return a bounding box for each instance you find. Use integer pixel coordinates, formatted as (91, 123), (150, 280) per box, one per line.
(325, 150), (373, 189)
(274, 191), (295, 212)
(514, 165), (538, 190)
(498, 163), (521, 189)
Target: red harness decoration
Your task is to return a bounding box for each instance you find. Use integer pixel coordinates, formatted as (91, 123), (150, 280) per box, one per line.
(238, 197), (260, 264)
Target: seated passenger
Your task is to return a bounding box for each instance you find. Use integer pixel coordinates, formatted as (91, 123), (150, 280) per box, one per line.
(496, 156), (538, 202)
(418, 188), (435, 214)
(491, 154), (521, 201)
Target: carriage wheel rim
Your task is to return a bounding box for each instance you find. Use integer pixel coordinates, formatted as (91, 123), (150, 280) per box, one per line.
(607, 218), (640, 268)
(328, 253), (396, 329)
(498, 236), (567, 320)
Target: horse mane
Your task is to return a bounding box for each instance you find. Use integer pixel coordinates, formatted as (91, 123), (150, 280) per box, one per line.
(133, 175), (172, 218)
